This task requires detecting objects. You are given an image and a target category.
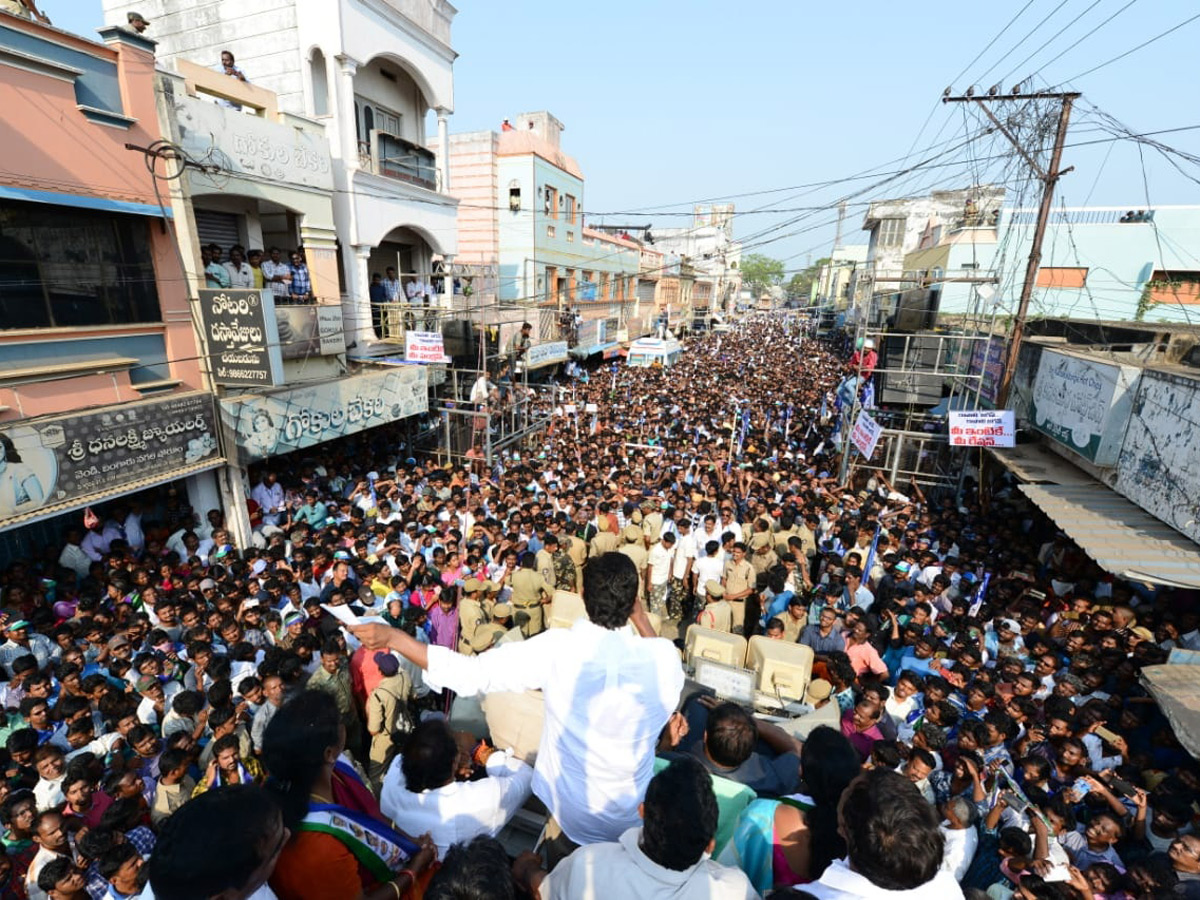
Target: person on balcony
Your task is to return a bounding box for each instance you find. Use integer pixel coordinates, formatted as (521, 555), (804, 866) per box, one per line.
(287, 251), (314, 304)
(383, 267), (402, 303)
(215, 50), (249, 110)
(262, 247), (292, 300)
(225, 245), (254, 289)
(203, 245), (231, 290)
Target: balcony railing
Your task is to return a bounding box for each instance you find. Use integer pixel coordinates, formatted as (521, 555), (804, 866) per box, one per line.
(359, 130), (438, 191)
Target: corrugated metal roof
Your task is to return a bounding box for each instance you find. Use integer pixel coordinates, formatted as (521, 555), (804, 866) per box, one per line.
(1020, 483), (1200, 589)
(1141, 664), (1200, 761)
(989, 444), (1094, 485)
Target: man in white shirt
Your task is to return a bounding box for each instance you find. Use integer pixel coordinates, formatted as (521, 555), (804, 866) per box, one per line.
(25, 810), (70, 900)
(939, 796), (978, 882)
(351, 552), (684, 855)
(804, 770), (964, 900)
(251, 472), (285, 528)
(57, 529), (92, 580)
(382, 266), (402, 302)
(379, 718), (533, 858)
(260, 247), (291, 298)
(518, 756), (758, 900)
(224, 246), (254, 288)
(646, 533), (675, 619)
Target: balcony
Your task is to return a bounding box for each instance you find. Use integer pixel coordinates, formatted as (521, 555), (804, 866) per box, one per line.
(359, 131), (438, 192)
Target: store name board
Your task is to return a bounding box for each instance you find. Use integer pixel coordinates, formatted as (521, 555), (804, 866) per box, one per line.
(276, 305), (347, 359)
(1030, 350), (1140, 465)
(0, 393), (220, 526)
(198, 289), (285, 387)
(949, 410), (1015, 447)
(526, 341), (569, 368)
(220, 367), (429, 462)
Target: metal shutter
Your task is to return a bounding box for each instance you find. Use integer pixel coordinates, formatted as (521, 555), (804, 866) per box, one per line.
(194, 209), (242, 252)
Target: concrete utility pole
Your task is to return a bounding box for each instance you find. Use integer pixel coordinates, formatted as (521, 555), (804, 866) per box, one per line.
(942, 90), (1079, 408)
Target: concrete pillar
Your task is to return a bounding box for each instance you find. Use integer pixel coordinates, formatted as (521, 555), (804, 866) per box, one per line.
(184, 470), (222, 528)
(348, 245), (374, 344)
(436, 108), (451, 193)
(335, 55), (361, 171)
(440, 254), (455, 309)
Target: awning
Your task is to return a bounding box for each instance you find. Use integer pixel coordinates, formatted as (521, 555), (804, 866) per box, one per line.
(989, 444), (1094, 485)
(1019, 482), (1200, 588)
(1141, 664), (1200, 760)
(569, 341), (619, 359)
(0, 185), (171, 218)
(0, 458), (223, 533)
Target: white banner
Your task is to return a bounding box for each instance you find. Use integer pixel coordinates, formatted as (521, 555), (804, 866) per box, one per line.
(404, 331), (449, 364)
(525, 341), (569, 369)
(850, 410), (883, 460)
(949, 410), (1016, 447)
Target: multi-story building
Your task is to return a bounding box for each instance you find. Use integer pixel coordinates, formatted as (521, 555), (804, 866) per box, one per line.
(903, 203), (1200, 323)
(0, 14), (215, 557)
(101, 0), (460, 346)
(651, 204), (742, 319)
(448, 111), (642, 353)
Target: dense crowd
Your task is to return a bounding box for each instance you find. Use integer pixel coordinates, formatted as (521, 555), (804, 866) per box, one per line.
(1, 317), (1197, 900)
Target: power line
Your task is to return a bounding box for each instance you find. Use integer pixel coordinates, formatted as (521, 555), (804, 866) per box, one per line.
(948, 0), (1040, 87)
(1059, 11), (1200, 83)
(1025, 0), (1141, 83)
(997, 0), (1107, 86)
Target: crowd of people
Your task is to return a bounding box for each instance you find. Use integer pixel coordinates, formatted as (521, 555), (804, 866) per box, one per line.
(201, 244), (314, 304)
(1, 316), (1197, 899)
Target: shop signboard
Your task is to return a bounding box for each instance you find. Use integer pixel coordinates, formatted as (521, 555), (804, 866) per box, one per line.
(198, 289), (285, 387)
(948, 410), (1015, 447)
(0, 393), (221, 526)
(1030, 350), (1140, 465)
(220, 367), (429, 462)
(525, 341), (569, 369)
(275, 304), (347, 358)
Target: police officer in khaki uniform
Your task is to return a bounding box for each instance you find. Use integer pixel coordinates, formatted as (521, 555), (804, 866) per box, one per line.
(618, 524), (649, 599)
(697, 580), (733, 633)
(510, 554), (553, 637)
(722, 541), (756, 634)
(457, 578), (505, 655)
(749, 529), (779, 578)
(564, 528), (588, 588)
(641, 499), (664, 545)
(491, 602), (525, 647)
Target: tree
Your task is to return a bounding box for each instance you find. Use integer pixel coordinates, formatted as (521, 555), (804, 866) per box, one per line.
(739, 253), (785, 295)
(787, 257), (830, 299)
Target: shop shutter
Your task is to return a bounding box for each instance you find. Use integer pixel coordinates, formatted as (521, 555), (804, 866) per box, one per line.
(194, 210), (242, 252)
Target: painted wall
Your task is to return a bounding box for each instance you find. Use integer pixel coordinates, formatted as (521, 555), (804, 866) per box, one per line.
(1115, 368), (1200, 543)
(0, 21), (203, 419)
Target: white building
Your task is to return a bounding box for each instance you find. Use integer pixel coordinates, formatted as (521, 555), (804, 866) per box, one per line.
(101, 0), (461, 346)
(652, 205), (742, 316)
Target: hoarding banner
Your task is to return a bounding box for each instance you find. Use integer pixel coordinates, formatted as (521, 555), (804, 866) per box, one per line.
(275, 304), (347, 359)
(1030, 350), (1140, 465)
(525, 341), (569, 369)
(198, 289), (285, 387)
(949, 410), (1015, 447)
(220, 367), (428, 462)
(0, 393), (221, 523)
(404, 331), (450, 364)
(850, 410), (883, 460)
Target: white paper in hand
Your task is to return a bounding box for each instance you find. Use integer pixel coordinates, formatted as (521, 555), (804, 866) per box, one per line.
(321, 604), (360, 627)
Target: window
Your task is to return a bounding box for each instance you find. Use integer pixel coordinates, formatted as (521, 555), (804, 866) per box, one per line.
(508, 181), (521, 212)
(1035, 267), (1088, 289)
(547, 225), (556, 239)
(566, 231), (574, 243)
(0, 201), (160, 330)
(877, 218), (905, 248)
(309, 49), (329, 116)
(566, 194), (577, 224)
(544, 186), (558, 218)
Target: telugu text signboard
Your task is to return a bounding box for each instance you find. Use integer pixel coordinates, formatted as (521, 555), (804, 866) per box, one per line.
(0, 393), (221, 527)
(1030, 350), (1140, 465)
(968, 337), (1006, 405)
(198, 289), (284, 387)
(220, 367), (429, 462)
(850, 410), (883, 460)
(949, 410), (1015, 447)
(525, 341), (569, 369)
(404, 331), (450, 364)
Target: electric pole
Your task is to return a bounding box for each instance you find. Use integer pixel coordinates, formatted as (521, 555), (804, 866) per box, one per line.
(942, 89), (1079, 409)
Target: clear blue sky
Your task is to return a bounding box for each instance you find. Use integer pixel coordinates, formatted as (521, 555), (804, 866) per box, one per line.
(51, 0), (1200, 272)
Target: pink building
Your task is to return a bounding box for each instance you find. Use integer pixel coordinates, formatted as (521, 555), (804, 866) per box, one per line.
(0, 13), (219, 553)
